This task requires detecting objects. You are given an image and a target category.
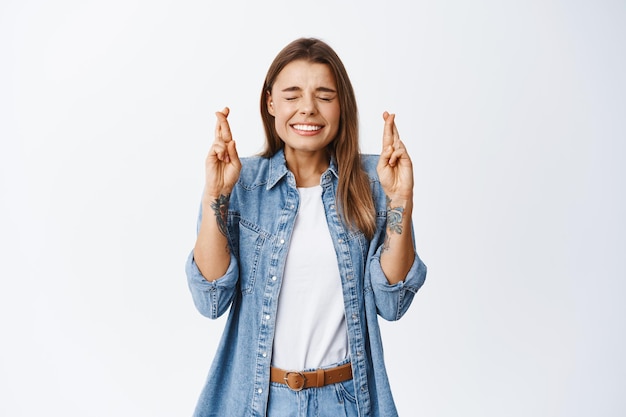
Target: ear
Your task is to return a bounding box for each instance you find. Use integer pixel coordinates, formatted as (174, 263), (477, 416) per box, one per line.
(266, 91), (275, 116)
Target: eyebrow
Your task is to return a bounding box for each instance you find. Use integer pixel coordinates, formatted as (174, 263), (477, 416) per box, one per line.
(280, 86), (337, 93)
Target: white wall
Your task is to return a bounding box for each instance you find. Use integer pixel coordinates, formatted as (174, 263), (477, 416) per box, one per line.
(1, 0), (624, 416)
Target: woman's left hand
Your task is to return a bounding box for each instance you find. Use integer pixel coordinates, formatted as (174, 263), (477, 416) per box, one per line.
(376, 112), (414, 202)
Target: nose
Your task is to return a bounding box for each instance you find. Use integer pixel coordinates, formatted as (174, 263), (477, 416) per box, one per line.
(299, 95), (317, 115)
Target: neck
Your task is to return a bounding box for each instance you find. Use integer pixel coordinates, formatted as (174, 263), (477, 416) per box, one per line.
(284, 148), (330, 187)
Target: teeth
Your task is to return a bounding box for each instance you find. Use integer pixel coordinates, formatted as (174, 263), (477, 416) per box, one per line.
(293, 124), (322, 131)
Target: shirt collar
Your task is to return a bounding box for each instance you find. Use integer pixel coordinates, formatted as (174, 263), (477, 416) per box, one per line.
(266, 149), (339, 190)
(266, 149), (290, 190)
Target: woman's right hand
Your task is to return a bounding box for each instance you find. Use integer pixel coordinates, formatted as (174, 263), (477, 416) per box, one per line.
(204, 107), (242, 199)
(195, 107), (240, 281)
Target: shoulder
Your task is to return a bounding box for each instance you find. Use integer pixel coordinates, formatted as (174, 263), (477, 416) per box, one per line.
(359, 154), (380, 182)
(239, 155), (268, 171)
(237, 155), (270, 189)
(359, 154), (387, 210)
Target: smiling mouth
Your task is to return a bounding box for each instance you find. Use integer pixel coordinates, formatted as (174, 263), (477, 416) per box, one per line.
(291, 124), (323, 132)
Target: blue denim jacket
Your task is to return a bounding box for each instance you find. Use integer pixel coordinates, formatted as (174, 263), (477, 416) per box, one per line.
(186, 149), (427, 417)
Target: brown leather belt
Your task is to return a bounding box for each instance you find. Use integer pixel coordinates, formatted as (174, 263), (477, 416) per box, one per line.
(270, 362), (352, 391)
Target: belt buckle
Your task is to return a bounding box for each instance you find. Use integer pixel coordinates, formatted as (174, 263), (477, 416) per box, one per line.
(284, 371), (306, 391)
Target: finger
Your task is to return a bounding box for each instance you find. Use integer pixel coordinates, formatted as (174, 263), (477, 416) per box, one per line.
(382, 111), (395, 149)
(215, 107), (233, 142)
(392, 119), (400, 142)
(377, 141), (394, 171)
(226, 140), (241, 169)
(214, 113), (224, 144)
(389, 142), (412, 167)
(215, 113), (232, 143)
(388, 147), (402, 166)
(390, 113), (403, 149)
(210, 141), (227, 162)
(214, 113), (221, 141)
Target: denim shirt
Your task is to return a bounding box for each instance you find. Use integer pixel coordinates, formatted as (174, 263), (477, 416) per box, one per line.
(186, 149), (427, 417)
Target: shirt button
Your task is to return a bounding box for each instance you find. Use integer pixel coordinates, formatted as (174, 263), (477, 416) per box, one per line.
(258, 388), (263, 394)
(330, 204), (335, 210)
(290, 204), (295, 209)
(352, 314), (357, 320)
(338, 238), (343, 243)
(280, 239), (285, 244)
(262, 352), (267, 358)
(265, 314), (270, 320)
(272, 276), (277, 281)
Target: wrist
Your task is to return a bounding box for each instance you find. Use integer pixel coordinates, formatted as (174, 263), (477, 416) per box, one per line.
(202, 192), (230, 211)
(385, 193), (413, 208)
(203, 188), (231, 202)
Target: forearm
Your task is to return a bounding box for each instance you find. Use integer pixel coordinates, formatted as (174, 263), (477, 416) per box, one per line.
(193, 194), (232, 282)
(380, 195), (415, 285)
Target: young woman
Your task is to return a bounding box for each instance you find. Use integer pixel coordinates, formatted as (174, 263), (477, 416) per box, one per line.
(186, 37), (427, 417)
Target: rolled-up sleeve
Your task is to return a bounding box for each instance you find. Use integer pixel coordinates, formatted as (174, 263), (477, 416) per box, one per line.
(186, 250), (239, 319)
(367, 245), (427, 321)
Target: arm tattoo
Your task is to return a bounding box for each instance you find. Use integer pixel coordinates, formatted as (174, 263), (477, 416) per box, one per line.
(210, 194), (230, 238)
(383, 196), (404, 251)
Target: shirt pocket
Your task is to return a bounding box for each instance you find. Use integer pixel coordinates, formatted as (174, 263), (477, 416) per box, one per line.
(238, 219), (267, 294)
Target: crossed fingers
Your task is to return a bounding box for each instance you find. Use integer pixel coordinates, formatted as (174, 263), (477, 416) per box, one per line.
(212, 107), (232, 163)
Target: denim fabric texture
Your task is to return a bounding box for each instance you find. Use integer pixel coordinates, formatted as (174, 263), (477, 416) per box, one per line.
(267, 379), (358, 417)
(186, 149), (427, 417)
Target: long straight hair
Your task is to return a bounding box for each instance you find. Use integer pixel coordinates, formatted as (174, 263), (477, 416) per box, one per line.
(259, 38), (376, 239)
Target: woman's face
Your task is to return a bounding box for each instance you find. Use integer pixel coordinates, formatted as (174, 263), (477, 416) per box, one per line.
(267, 60), (340, 156)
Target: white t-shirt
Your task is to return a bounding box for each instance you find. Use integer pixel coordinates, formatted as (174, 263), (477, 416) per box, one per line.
(271, 185), (349, 370)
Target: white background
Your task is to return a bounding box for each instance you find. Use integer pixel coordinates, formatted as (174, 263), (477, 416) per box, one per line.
(1, 0), (625, 416)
